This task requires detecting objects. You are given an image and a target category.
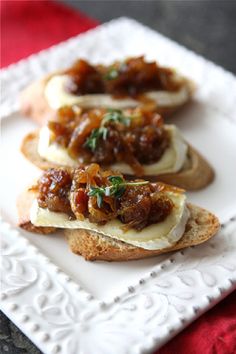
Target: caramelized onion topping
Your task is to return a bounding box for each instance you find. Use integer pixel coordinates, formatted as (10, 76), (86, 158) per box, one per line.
(37, 169), (72, 214)
(48, 107), (169, 176)
(36, 165), (176, 231)
(64, 56), (181, 97)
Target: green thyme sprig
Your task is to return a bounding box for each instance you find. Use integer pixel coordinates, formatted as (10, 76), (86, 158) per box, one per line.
(84, 109), (131, 152)
(88, 176), (149, 208)
(84, 127), (108, 152)
(103, 62), (128, 81)
(102, 109), (131, 126)
(103, 67), (119, 80)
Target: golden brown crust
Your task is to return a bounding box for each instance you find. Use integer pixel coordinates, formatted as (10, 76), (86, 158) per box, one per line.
(17, 189), (220, 261)
(20, 72), (195, 124)
(20, 131), (62, 170)
(147, 145), (215, 190)
(20, 130), (214, 190)
(65, 204), (220, 261)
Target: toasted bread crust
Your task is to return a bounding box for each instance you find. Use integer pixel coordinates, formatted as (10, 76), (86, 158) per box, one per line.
(21, 130), (61, 170)
(17, 190), (220, 261)
(20, 73), (195, 125)
(65, 204), (220, 261)
(20, 130), (214, 190)
(148, 146), (214, 190)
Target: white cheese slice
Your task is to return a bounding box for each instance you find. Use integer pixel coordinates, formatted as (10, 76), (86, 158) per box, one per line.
(38, 126), (76, 167)
(111, 125), (188, 175)
(38, 125), (188, 175)
(44, 75), (190, 110)
(30, 192), (189, 250)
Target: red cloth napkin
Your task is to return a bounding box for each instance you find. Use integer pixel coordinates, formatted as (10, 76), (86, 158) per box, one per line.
(158, 292), (236, 354)
(1, 1), (236, 353)
(0, 0), (98, 67)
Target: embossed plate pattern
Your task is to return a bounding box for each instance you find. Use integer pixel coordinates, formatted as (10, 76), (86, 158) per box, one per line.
(1, 18), (236, 354)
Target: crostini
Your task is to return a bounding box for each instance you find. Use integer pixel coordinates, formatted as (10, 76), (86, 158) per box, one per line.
(20, 56), (195, 125)
(21, 107), (214, 190)
(17, 164), (219, 261)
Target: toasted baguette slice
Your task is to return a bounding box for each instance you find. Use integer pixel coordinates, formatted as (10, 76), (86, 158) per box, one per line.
(65, 204), (220, 261)
(20, 130), (214, 190)
(17, 190), (220, 261)
(20, 74), (195, 125)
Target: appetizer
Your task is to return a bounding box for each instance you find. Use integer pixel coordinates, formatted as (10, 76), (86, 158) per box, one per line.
(20, 56), (194, 125)
(17, 164), (220, 261)
(21, 106), (214, 190)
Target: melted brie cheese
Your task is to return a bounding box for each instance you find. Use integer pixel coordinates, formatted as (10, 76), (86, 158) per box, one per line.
(38, 125), (188, 175)
(30, 192), (189, 250)
(44, 75), (190, 110)
(38, 126), (76, 167)
(111, 126), (187, 175)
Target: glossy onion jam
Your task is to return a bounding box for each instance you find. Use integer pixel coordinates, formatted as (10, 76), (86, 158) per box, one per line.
(48, 107), (170, 176)
(64, 56), (181, 97)
(36, 164), (174, 231)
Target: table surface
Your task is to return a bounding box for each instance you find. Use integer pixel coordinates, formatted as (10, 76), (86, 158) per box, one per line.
(1, 1), (236, 353)
(69, 0), (236, 74)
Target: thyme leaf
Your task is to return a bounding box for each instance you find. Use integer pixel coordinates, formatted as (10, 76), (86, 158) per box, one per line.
(84, 109), (131, 152)
(88, 186), (105, 208)
(88, 177), (149, 207)
(102, 109), (131, 126)
(84, 127), (108, 152)
(103, 61), (128, 80)
(103, 67), (119, 80)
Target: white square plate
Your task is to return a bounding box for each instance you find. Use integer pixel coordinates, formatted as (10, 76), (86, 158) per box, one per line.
(1, 18), (236, 354)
